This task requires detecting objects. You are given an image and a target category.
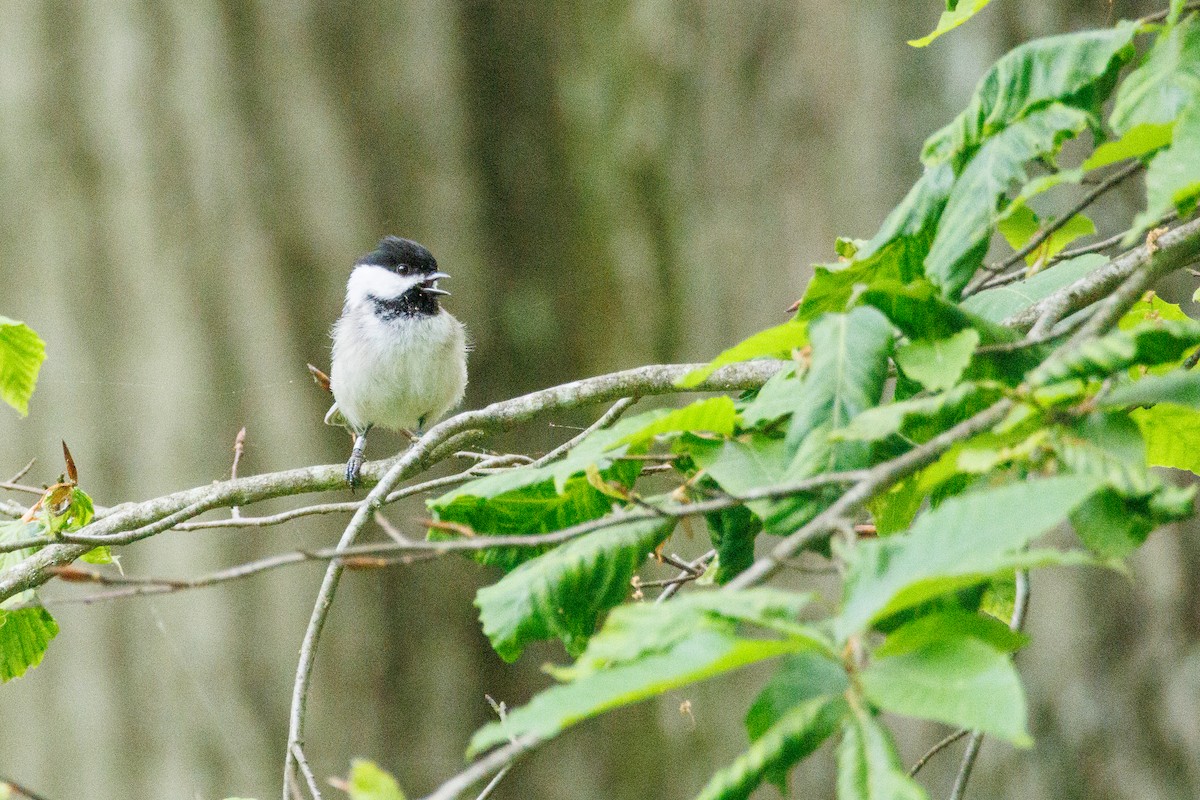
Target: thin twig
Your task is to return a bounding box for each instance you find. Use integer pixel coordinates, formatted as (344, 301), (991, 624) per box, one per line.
(532, 397), (637, 467)
(962, 160), (1145, 298)
(418, 735), (540, 800)
(657, 550), (716, 603)
(949, 571), (1031, 800)
(5, 458), (36, 485)
(908, 728), (970, 777)
(231, 427), (247, 519)
(291, 742), (324, 800)
(1007, 216), (1200, 333)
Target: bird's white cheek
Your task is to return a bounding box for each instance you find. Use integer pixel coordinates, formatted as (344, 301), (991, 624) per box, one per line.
(345, 264), (422, 304)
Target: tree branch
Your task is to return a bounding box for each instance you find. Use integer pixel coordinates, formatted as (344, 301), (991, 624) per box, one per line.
(0, 361), (780, 606)
(1005, 215), (1200, 333)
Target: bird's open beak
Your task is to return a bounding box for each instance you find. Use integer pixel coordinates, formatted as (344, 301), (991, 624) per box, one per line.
(421, 272), (451, 296)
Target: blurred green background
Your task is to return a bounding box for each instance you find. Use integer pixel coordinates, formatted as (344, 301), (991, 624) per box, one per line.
(3, 1), (1199, 798)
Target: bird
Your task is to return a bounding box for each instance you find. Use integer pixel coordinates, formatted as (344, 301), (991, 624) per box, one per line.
(326, 236), (468, 488)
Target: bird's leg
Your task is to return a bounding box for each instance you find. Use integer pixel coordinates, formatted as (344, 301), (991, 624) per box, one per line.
(346, 424), (373, 489)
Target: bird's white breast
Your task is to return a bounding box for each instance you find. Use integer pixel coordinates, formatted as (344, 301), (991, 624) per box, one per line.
(330, 297), (467, 434)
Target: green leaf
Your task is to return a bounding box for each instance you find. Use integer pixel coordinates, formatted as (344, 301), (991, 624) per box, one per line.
(696, 695), (848, 800)
(556, 588), (826, 681)
(835, 382), (1004, 444)
(1053, 411), (1157, 497)
(0, 607), (59, 683)
(836, 475), (1099, 639)
(428, 418), (646, 570)
(616, 397), (738, 447)
(1119, 290), (1191, 327)
(860, 279), (1011, 343)
(961, 254), (1106, 323)
(923, 23), (1137, 168)
(1030, 318), (1200, 385)
(1070, 487), (1155, 558)
(1109, 15), (1200, 134)
(0, 316), (46, 416)
(1083, 122), (1175, 170)
(1101, 370), (1200, 408)
(783, 307), (894, 459)
(908, 0), (994, 48)
(746, 652), (851, 741)
(1131, 98), (1200, 236)
(1132, 403), (1200, 474)
(795, 165), (954, 321)
(894, 329), (980, 392)
(475, 517), (675, 661)
(704, 504), (761, 584)
(429, 474), (631, 572)
(926, 104), (1092, 298)
(999, 203), (1096, 266)
(836, 705), (929, 800)
(739, 366), (803, 427)
(861, 612), (1031, 744)
(679, 321), (808, 388)
(343, 758), (406, 800)
(468, 629), (810, 756)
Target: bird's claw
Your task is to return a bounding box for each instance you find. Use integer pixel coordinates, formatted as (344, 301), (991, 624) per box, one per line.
(345, 452), (364, 491)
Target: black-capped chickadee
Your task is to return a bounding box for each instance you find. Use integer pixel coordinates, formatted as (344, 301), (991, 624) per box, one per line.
(326, 236), (468, 487)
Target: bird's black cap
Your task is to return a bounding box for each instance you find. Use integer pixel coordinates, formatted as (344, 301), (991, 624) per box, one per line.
(357, 236), (439, 275)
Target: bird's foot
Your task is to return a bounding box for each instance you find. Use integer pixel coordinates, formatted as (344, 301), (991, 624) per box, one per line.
(345, 426), (371, 491)
(345, 451), (365, 491)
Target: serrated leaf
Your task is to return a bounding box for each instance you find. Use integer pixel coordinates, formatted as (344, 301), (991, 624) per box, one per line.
(1030, 318), (1200, 385)
(923, 23), (1137, 168)
(836, 475), (1099, 639)
(475, 517), (676, 661)
(861, 612), (1031, 744)
(836, 705), (929, 800)
(468, 628), (810, 756)
(783, 307), (894, 458)
(0, 316), (46, 416)
(556, 588), (826, 681)
(746, 652), (850, 742)
(859, 280), (1012, 344)
(1053, 411), (1158, 497)
(926, 104), (1092, 298)
(1083, 121), (1175, 170)
(1109, 15), (1200, 134)
(0, 607), (59, 683)
(679, 321), (808, 388)
(615, 397), (738, 447)
(429, 473), (631, 572)
(835, 382), (1004, 444)
(961, 254), (1106, 323)
(343, 758), (406, 800)
(696, 695), (848, 800)
(908, 0), (993, 48)
(895, 329), (981, 392)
